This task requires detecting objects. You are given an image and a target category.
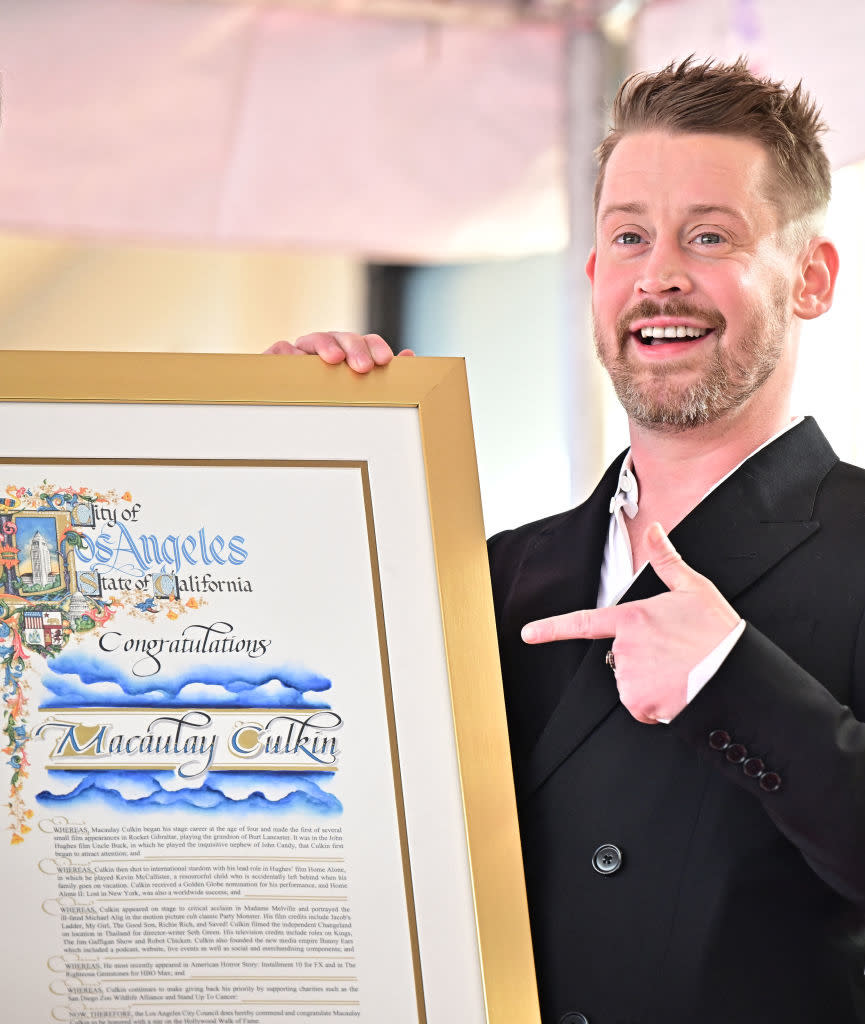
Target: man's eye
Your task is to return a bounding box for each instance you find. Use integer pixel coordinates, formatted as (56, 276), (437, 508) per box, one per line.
(615, 232), (643, 245)
(694, 232), (723, 244)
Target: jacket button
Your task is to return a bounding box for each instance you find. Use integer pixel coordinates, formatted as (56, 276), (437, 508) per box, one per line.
(725, 742), (748, 764)
(559, 1014), (589, 1024)
(592, 843), (623, 875)
(759, 771), (782, 792)
(742, 756), (765, 778)
(708, 729), (731, 750)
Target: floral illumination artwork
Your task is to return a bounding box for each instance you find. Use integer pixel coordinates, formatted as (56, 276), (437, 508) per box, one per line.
(2, 483), (198, 844)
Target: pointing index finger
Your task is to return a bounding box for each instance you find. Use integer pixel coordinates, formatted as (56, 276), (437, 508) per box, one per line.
(521, 605), (621, 644)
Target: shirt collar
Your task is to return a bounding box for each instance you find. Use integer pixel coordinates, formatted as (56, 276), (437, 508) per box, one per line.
(608, 415), (805, 520)
(609, 453), (639, 520)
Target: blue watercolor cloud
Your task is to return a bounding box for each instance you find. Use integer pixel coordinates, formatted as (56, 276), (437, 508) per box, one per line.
(37, 769), (341, 815)
(39, 651), (333, 709)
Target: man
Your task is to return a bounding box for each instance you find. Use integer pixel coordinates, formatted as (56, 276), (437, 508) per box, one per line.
(269, 59), (865, 1023)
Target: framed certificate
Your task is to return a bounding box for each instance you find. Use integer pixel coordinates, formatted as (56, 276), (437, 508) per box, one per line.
(0, 352), (540, 1024)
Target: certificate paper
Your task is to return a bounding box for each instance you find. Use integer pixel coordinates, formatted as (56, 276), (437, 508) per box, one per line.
(0, 353), (540, 1024)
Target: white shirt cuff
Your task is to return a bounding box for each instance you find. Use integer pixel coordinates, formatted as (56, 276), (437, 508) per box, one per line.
(687, 618), (746, 701)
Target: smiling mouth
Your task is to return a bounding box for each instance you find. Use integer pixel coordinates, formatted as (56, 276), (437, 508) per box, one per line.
(636, 325), (712, 346)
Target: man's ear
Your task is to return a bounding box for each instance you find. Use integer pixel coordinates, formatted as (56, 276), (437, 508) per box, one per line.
(793, 238), (839, 320)
(585, 248), (597, 283)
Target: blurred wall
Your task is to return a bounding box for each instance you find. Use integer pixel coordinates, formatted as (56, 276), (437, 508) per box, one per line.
(0, 235), (364, 352)
(790, 161), (865, 470)
(402, 253), (578, 536)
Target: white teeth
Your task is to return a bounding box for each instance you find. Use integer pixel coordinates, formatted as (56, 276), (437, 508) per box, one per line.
(638, 325), (709, 341)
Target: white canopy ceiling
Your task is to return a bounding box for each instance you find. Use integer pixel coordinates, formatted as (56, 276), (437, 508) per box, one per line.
(0, 0), (862, 260)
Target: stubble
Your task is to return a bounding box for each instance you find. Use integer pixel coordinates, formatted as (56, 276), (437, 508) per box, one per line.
(594, 290), (789, 432)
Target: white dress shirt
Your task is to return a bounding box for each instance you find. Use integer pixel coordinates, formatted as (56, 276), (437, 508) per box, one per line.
(597, 418), (803, 717)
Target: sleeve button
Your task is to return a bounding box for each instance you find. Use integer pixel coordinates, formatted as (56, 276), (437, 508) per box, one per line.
(725, 742), (748, 764)
(742, 756), (765, 778)
(759, 771), (782, 793)
(708, 729), (731, 750)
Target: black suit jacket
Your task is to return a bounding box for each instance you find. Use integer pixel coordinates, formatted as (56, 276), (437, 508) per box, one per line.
(488, 418), (865, 1024)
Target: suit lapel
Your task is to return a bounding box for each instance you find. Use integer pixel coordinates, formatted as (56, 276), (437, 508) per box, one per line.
(503, 456), (621, 766)
(521, 417), (838, 797)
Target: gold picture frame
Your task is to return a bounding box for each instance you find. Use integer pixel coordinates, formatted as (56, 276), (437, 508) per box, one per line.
(0, 351), (540, 1024)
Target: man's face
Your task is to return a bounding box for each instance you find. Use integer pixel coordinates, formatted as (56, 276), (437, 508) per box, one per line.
(588, 131), (799, 431)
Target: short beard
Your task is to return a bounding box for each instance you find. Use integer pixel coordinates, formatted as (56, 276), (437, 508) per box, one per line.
(595, 294), (788, 432)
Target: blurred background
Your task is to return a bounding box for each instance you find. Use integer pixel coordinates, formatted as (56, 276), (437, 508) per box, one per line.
(2, 0), (863, 534)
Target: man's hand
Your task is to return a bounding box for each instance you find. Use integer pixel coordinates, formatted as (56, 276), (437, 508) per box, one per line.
(265, 332), (414, 374)
(520, 522), (741, 724)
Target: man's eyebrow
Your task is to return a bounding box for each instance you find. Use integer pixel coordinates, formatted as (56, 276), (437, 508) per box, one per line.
(599, 202), (646, 221)
(686, 203), (747, 220)
(599, 201), (748, 222)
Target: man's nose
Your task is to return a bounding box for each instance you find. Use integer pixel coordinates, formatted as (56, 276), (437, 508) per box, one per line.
(635, 239), (692, 297)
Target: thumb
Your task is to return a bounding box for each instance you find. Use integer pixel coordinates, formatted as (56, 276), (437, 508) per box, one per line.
(645, 521), (698, 592)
